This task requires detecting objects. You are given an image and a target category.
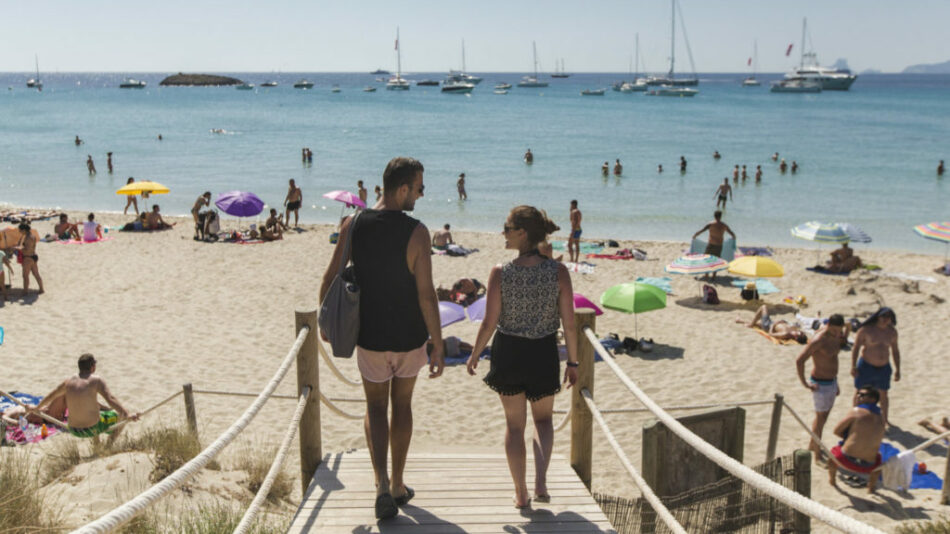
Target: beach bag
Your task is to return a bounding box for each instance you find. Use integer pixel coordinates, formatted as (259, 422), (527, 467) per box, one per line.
(740, 288), (759, 301)
(319, 212), (361, 358)
(702, 284), (719, 305)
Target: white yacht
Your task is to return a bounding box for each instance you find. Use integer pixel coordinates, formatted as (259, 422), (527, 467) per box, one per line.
(784, 18), (857, 91)
(261, 81), (278, 87)
(494, 83), (512, 90)
(293, 80), (314, 89)
(386, 27), (410, 91)
(235, 83), (255, 90)
(646, 85), (697, 97)
(517, 42), (549, 88)
(770, 77), (821, 93)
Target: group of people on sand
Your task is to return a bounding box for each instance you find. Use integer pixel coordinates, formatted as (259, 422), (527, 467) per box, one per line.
(320, 157), (578, 518)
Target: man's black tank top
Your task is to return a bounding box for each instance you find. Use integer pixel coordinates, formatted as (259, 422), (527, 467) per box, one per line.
(351, 209), (428, 352)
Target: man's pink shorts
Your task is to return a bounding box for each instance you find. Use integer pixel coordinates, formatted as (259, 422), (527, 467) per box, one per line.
(356, 344), (428, 383)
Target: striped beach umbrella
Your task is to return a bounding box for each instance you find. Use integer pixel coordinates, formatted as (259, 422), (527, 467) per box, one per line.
(836, 223), (872, 244)
(665, 253), (728, 275)
(913, 222), (950, 262)
(791, 221), (850, 244)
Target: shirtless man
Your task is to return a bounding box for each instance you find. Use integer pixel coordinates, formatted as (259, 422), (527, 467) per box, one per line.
(358, 180), (368, 204)
(796, 315), (846, 460)
(30, 354), (139, 441)
(740, 304), (808, 343)
(86, 155), (96, 175)
(828, 242), (861, 273)
(524, 148), (533, 164)
(54, 213), (80, 241)
(714, 179), (733, 210)
(191, 192), (211, 225)
(107, 152), (114, 174)
(851, 307), (900, 426)
(679, 156), (687, 172)
(432, 224), (453, 250)
(741, 165), (748, 181)
(613, 159), (623, 176)
(755, 165), (763, 183)
(732, 165), (740, 183)
(771, 152), (779, 161)
(18, 223), (43, 294)
(75, 135), (83, 146)
(713, 150), (721, 160)
(284, 179), (303, 227)
(146, 205), (172, 230)
(828, 386), (886, 492)
(791, 161), (799, 173)
(692, 210), (735, 258)
(939, 160), (945, 177)
(568, 200), (582, 263)
(779, 159), (788, 173)
(265, 208), (287, 233)
(260, 224), (282, 241)
(601, 161), (609, 176)
(456, 173), (467, 200)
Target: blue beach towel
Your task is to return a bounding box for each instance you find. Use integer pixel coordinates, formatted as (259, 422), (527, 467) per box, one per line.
(690, 237), (736, 261)
(806, 266), (850, 276)
(0, 392), (41, 412)
(636, 276), (674, 295)
(442, 347), (491, 366)
(550, 240), (604, 255)
(730, 278), (780, 295)
(880, 442), (943, 490)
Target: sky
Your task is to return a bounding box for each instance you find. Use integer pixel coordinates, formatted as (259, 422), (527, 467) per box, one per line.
(3, 0), (948, 74)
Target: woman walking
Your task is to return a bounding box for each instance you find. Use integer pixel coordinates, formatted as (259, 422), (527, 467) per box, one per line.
(123, 177), (138, 215)
(467, 205), (578, 508)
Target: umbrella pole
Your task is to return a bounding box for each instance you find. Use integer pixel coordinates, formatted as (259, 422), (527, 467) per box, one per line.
(634, 313), (639, 340)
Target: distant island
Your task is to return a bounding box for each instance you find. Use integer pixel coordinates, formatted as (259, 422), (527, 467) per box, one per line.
(159, 73), (243, 86)
(860, 68), (883, 75)
(902, 60), (950, 74)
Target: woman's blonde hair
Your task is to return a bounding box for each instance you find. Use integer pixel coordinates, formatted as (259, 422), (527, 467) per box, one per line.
(509, 205), (559, 246)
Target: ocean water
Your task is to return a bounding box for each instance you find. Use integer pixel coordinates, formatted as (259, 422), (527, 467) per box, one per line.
(0, 72), (947, 253)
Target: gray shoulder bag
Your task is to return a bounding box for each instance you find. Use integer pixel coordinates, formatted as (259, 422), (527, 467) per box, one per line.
(319, 211), (360, 357)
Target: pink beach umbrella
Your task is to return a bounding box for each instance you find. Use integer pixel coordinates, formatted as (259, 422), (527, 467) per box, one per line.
(573, 293), (604, 315)
(323, 190), (367, 221)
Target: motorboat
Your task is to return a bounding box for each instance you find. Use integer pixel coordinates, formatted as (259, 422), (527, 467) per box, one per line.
(646, 85), (698, 97)
(363, 86), (377, 92)
(581, 89), (606, 96)
(517, 42), (549, 88)
(493, 89), (509, 95)
(770, 78), (821, 93)
(784, 18), (857, 90)
(261, 81), (278, 87)
(119, 78), (147, 89)
(385, 27), (410, 91)
(235, 83), (255, 90)
(494, 83), (512, 90)
(441, 81), (474, 94)
(293, 80), (314, 89)
(416, 79), (440, 86)
(331, 85), (341, 93)
(370, 69), (390, 75)
(619, 80), (648, 92)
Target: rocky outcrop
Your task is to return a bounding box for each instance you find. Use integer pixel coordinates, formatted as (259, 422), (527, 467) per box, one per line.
(159, 73), (243, 86)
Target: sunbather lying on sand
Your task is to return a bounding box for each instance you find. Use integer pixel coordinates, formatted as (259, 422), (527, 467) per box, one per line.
(737, 304), (808, 344)
(918, 417), (950, 436)
(826, 242), (863, 273)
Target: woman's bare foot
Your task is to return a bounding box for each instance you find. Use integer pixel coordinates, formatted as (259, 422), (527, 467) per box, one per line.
(513, 490), (530, 509)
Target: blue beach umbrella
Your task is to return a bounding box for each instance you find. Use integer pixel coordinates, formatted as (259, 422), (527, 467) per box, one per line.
(791, 221), (850, 265)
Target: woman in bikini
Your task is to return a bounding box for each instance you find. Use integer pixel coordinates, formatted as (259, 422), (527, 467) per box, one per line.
(18, 223), (44, 294)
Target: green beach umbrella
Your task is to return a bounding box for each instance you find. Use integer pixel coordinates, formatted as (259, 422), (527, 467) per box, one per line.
(600, 282), (667, 339)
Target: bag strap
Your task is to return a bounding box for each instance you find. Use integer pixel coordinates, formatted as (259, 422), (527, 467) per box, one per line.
(338, 210), (361, 273)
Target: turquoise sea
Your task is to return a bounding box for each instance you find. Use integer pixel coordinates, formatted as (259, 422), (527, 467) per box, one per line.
(0, 72), (947, 253)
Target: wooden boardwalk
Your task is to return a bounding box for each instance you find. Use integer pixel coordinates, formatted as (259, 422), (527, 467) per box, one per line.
(288, 450), (617, 533)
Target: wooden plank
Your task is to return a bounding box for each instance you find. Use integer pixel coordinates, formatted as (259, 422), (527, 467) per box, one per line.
(287, 520), (616, 534)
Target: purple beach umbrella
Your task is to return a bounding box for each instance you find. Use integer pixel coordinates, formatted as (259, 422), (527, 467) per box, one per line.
(439, 301), (467, 328)
(467, 296), (486, 322)
(215, 191), (265, 217)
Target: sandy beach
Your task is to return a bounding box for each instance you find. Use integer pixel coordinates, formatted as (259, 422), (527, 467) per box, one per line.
(2, 209), (948, 531)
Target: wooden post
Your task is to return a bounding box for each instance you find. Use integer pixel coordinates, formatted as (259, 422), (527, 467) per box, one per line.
(941, 442), (950, 505)
(182, 383), (197, 436)
(296, 308), (322, 495)
(766, 393), (784, 462)
(792, 449), (811, 533)
(571, 309), (596, 490)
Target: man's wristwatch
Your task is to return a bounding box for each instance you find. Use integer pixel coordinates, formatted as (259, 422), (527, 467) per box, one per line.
(566, 361), (579, 368)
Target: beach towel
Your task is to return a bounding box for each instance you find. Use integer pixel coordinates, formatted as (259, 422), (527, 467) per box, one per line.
(736, 246), (773, 257)
(55, 236), (115, 245)
(753, 329), (799, 346)
(690, 237), (736, 261)
(564, 261), (595, 274)
(636, 277), (674, 295)
(806, 266), (850, 276)
(730, 278), (779, 295)
(443, 346), (491, 366)
(880, 272), (937, 284)
(1, 392), (62, 445)
(879, 442), (943, 490)
(551, 241), (604, 255)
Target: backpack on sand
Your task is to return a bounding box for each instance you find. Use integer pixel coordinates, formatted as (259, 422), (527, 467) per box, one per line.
(702, 284), (720, 305)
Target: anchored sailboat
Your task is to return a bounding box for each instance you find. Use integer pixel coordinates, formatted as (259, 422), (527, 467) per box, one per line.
(26, 55), (42, 91)
(517, 42), (549, 88)
(645, 0), (698, 90)
(386, 27), (410, 90)
(551, 59), (570, 78)
(743, 41), (761, 86)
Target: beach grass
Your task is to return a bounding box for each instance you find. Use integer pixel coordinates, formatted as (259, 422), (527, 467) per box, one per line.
(233, 445), (293, 504)
(0, 449), (64, 532)
(898, 518), (950, 534)
(118, 500), (288, 534)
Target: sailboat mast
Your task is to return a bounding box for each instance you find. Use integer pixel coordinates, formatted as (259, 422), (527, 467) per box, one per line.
(635, 33), (640, 78)
(532, 41), (539, 78)
(753, 40), (758, 77)
(462, 39), (466, 72)
(669, 0), (676, 78)
(800, 18), (806, 70)
(397, 27), (403, 77)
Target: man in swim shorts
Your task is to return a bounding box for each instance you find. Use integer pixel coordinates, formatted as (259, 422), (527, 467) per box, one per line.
(29, 354), (139, 442)
(692, 210), (735, 260)
(284, 179), (303, 228)
(796, 315), (846, 461)
(568, 200), (582, 263)
(828, 386), (885, 492)
(319, 157), (444, 519)
(54, 213), (80, 241)
(851, 307), (900, 426)
(714, 178), (732, 210)
(456, 173), (467, 200)
(431, 224), (453, 250)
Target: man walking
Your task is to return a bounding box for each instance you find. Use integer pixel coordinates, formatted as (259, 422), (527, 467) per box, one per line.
(692, 210), (735, 258)
(796, 315), (845, 461)
(320, 157), (444, 520)
(851, 307), (900, 426)
(714, 178), (733, 210)
(30, 354), (139, 442)
(568, 200), (582, 263)
(284, 179), (303, 228)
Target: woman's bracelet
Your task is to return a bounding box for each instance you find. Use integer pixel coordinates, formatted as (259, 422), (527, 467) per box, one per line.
(566, 361), (579, 368)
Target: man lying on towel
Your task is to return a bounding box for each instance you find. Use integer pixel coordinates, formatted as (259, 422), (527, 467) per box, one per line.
(828, 386), (885, 492)
(738, 304), (808, 344)
(29, 354), (139, 442)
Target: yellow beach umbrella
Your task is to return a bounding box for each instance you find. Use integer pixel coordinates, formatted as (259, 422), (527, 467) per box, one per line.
(728, 256), (784, 278)
(115, 181), (170, 196)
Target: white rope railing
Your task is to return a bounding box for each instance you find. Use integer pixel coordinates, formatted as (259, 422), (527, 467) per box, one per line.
(581, 389), (687, 534)
(317, 338), (362, 388)
(554, 399), (774, 415)
(112, 390), (183, 431)
(582, 327), (885, 534)
(71, 326), (311, 534)
(554, 403), (572, 432)
(320, 392), (364, 420)
(233, 386), (311, 534)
